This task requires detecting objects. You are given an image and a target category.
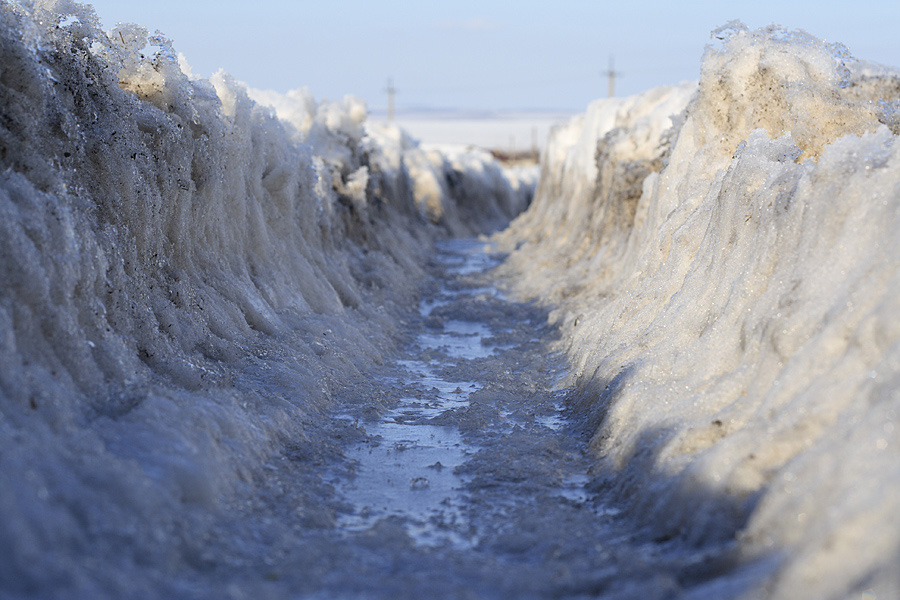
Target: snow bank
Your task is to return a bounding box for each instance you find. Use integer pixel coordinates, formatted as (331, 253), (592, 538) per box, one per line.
(0, 1), (529, 596)
(499, 22), (900, 599)
(248, 88), (535, 236)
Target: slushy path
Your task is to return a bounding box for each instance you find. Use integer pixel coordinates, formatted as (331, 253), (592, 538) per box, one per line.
(195, 240), (720, 599)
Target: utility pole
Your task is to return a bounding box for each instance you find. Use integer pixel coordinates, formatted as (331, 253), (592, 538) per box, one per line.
(602, 55), (621, 98)
(385, 78), (396, 123)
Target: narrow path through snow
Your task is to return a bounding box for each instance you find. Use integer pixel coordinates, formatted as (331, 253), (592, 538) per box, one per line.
(194, 239), (730, 599)
(312, 239), (682, 598)
(333, 239), (569, 549)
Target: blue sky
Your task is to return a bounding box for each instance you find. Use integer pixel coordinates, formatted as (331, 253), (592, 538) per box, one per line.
(85, 0), (900, 112)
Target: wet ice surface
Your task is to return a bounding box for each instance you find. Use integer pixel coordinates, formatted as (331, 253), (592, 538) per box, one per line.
(336, 241), (532, 548)
(336, 359), (478, 548)
(189, 239), (743, 599)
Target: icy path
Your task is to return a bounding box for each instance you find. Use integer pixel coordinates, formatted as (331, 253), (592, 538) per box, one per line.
(333, 240), (587, 550)
(182, 240), (728, 599)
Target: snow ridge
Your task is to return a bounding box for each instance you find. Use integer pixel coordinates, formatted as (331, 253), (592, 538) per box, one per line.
(499, 22), (900, 599)
(0, 2), (530, 595)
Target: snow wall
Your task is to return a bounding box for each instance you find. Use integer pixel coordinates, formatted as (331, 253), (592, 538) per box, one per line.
(498, 22), (900, 599)
(0, 2), (532, 596)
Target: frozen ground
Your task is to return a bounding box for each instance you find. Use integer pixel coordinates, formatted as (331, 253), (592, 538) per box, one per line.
(2, 2), (900, 599)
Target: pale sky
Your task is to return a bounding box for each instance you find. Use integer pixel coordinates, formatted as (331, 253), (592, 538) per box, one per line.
(84, 0), (900, 112)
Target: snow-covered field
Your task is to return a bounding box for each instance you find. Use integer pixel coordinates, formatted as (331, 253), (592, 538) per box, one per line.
(379, 109), (576, 153)
(497, 22), (900, 599)
(2, 1), (900, 599)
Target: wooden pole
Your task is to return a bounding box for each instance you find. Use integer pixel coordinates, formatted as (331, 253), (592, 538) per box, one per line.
(602, 55), (621, 98)
(385, 78), (396, 123)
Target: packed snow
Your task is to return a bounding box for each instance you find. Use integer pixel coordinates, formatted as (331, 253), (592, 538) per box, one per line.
(2, 1), (900, 599)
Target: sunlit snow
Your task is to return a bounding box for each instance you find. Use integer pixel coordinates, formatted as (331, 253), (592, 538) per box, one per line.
(1, 3), (899, 599)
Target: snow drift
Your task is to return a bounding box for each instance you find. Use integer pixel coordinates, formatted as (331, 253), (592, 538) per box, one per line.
(498, 22), (900, 599)
(0, 1), (531, 596)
